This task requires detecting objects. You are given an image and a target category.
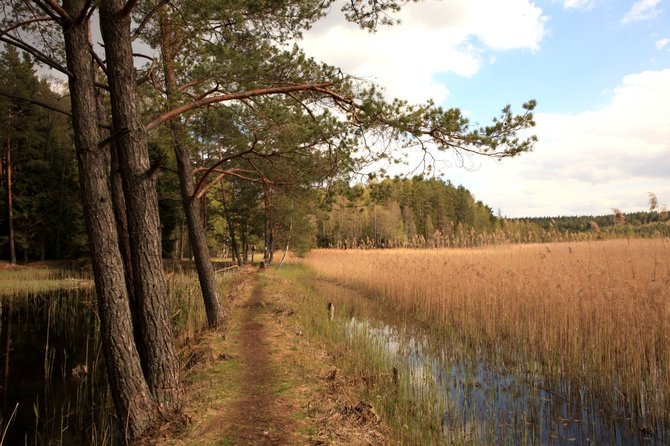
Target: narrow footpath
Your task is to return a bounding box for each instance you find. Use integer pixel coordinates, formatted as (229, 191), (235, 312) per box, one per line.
(224, 281), (296, 444)
(160, 270), (389, 446)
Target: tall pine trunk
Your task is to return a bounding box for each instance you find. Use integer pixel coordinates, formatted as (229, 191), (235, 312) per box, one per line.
(61, 1), (156, 438)
(158, 9), (225, 328)
(99, 0), (181, 413)
(220, 182), (241, 266)
(3, 103), (15, 266)
(98, 82), (145, 373)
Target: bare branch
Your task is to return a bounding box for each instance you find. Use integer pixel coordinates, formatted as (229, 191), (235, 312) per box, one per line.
(119, 0), (139, 18)
(176, 77), (211, 92)
(90, 46), (108, 75)
(133, 52), (154, 61)
(0, 90), (71, 118)
(193, 168), (265, 199)
(0, 17), (52, 38)
(74, 0), (94, 24)
(98, 127), (129, 148)
(0, 35), (72, 76)
(42, 0), (74, 23)
(192, 145), (256, 199)
(286, 91), (333, 148)
(146, 82), (337, 131)
(29, 0), (65, 24)
(131, 0), (170, 40)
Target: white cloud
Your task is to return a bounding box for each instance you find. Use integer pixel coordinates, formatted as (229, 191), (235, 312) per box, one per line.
(300, 0), (546, 103)
(450, 69), (670, 217)
(562, 0), (596, 10)
(656, 37), (670, 50)
(622, 0), (663, 23)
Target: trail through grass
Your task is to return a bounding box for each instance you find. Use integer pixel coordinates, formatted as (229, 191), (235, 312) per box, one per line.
(162, 269), (389, 446)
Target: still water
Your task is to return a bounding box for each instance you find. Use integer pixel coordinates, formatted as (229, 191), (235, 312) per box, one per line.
(347, 316), (667, 445)
(0, 289), (114, 445)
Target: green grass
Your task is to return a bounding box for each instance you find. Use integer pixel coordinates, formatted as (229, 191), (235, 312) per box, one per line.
(0, 268), (91, 296)
(268, 263), (465, 445)
(0, 265), (246, 446)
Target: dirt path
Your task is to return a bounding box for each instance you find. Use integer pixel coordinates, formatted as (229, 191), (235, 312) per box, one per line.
(160, 270), (389, 446)
(224, 281), (296, 445)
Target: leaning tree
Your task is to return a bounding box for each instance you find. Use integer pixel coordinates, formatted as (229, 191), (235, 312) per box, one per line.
(0, 0), (536, 439)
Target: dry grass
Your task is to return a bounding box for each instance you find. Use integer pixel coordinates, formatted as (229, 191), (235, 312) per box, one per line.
(301, 239), (670, 425)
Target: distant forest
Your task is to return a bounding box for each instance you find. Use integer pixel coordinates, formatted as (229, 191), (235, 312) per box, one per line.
(1, 50), (668, 263)
(315, 178), (670, 249)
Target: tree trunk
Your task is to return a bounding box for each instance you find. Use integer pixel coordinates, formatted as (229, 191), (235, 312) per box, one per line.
(262, 187), (274, 264)
(55, 166), (66, 259)
(93, 60), (144, 370)
(99, 0), (181, 413)
(104, 102), (146, 375)
(178, 216), (185, 260)
(62, 1), (156, 438)
(241, 222), (249, 264)
(220, 182), (241, 266)
(3, 108), (16, 266)
(159, 9), (225, 328)
(277, 218), (292, 268)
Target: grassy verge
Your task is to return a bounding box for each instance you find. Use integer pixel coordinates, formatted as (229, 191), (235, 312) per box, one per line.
(164, 268), (390, 445)
(270, 263), (472, 445)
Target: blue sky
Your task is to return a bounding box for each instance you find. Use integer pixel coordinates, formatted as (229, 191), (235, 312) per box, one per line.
(441, 1), (669, 120)
(300, 0), (670, 217)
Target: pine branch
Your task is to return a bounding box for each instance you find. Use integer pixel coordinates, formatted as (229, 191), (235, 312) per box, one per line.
(0, 35), (72, 76)
(36, 0), (73, 23)
(119, 0), (139, 18)
(0, 90), (71, 118)
(146, 82), (336, 131)
(0, 17), (52, 37)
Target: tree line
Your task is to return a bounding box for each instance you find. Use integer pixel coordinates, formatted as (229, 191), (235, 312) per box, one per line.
(315, 177), (498, 248)
(315, 180), (670, 249)
(0, 0), (537, 441)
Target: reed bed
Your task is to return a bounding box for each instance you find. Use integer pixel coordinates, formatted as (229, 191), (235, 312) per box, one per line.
(270, 267), (456, 445)
(0, 268), (91, 296)
(0, 266), (240, 445)
(301, 239), (670, 428)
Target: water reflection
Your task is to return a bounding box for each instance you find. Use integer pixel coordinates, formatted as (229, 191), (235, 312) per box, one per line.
(347, 317), (667, 445)
(0, 290), (113, 445)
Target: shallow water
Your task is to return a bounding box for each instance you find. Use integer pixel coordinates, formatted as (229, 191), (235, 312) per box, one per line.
(347, 317), (667, 445)
(0, 289), (113, 445)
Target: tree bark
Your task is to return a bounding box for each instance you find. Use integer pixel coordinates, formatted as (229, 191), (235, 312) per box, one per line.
(158, 8), (225, 329)
(220, 182), (241, 266)
(241, 222), (249, 264)
(277, 218), (292, 268)
(99, 0), (181, 413)
(263, 188), (274, 263)
(1, 298), (11, 411)
(178, 216), (185, 260)
(102, 96), (146, 374)
(4, 104), (16, 266)
(61, 1), (156, 438)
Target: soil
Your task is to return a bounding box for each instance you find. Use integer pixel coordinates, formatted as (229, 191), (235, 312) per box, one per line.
(160, 269), (390, 446)
(223, 282), (297, 445)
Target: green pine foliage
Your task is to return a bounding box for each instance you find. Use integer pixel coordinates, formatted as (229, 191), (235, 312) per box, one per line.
(0, 48), (86, 261)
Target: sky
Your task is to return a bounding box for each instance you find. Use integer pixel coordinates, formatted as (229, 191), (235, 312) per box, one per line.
(298, 0), (670, 218)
